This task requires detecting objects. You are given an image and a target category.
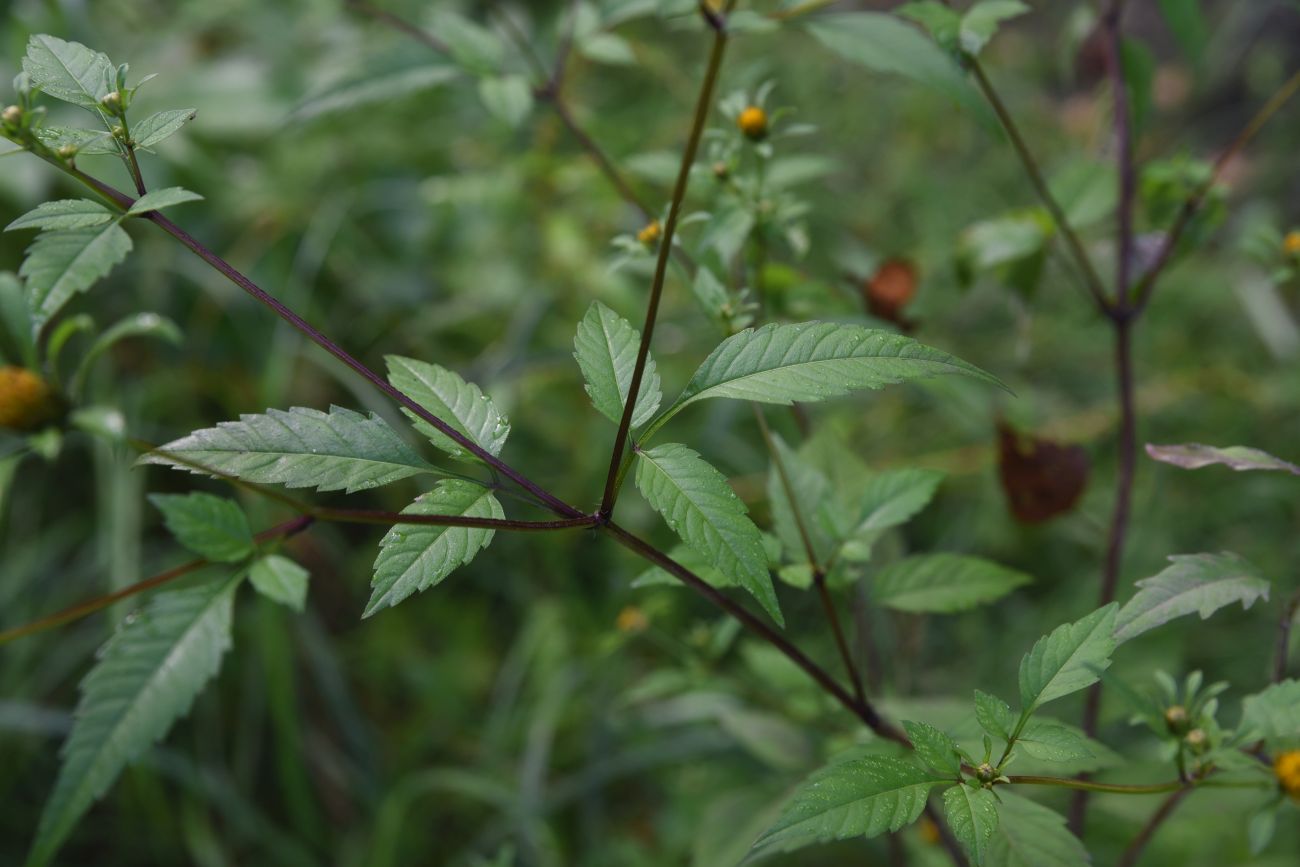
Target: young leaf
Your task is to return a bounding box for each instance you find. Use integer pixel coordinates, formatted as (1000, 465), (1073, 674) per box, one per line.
(384, 355), (510, 463)
(431, 9), (505, 74)
(960, 0), (1030, 56)
(667, 322), (1004, 420)
(70, 311), (183, 395)
(943, 783), (999, 864)
(141, 405), (437, 493)
(903, 720), (962, 777)
(125, 187), (204, 216)
(987, 792), (1088, 867)
(634, 443), (782, 626)
(292, 67), (457, 122)
(150, 492), (254, 562)
(5, 200), (114, 232)
(365, 480), (503, 616)
(1114, 552), (1270, 644)
(839, 468), (945, 561)
(28, 575), (240, 866)
(974, 690), (1014, 741)
(754, 756), (948, 853)
(873, 554), (1032, 613)
(572, 300), (661, 429)
(20, 222), (133, 328)
(32, 126), (118, 155)
(478, 74), (534, 127)
(131, 108), (198, 147)
(22, 34), (115, 109)
(1239, 680), (1300, 747)
(1016, 720), (1095, 763)
(1018, 604), (1118, 713)
(249, 554), (309, 612)
(1145, 442), (1300, 476)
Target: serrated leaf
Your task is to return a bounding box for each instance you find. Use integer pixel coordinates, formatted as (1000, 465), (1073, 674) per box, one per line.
(839, 468), (945, 561)
(904, 720), (962, 777)
(365, 481), (503, 616)
(874, 554), (1032, 613)
(1016, 720), (1094, 763)
(385, 355), (510, 463)
(23, 34), (115, 109)
(960, 0), (1030, 55)
(249, 554), (309, 612)
(1114, 552), (1270, 643)
(986, 792), (1089, 867)
(975, 690), (1014, 740)
(1240, 680), (1300, 748)
(20, 222), (132, 329)
(754, 755), (948, 853)
(131, 108), (198, 147)
(634, 443), (782, 626)
(31, 126), (118, 155)
(150, 493), (253, 562)
(141, 405), (437, 493)
(668, 322), (1004, 420)
(6, 200), (114, 232)
(478, 74), (533, 127)
(0, 272), (34, 365)
(1018, 604), (1118, 712)
(572, 300), (661, 429)
(28, 575), (239, 866)
(804, 13), (994, 130)
(125, 187), (203, 216)
(1145, 443), (1300, 476)
(944, 784), (999, 864)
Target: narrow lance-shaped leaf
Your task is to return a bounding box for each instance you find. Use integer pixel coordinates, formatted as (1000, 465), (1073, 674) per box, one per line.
(385, 355), (510, 463)
(366, 480), (504, 616)
(131, 108), (198, 147)
(20, 222), (133, 329)
(150, 493), (253, 562)
(1018, 604), (1118, 712)
(635, 443), (783, 626)
(126, 187), (203, 216)
(28, 575), (240, 866)
(873, 553), (1032, 614)
(140, 405), (438, 494)
(5, 200), (114, 232)
(572, 300), (661, 429)
(1114, 552), (1270, 644)
(250, 554), (310, 612)
(944, 784), (999, 864)
(1146, 442), (1300, 476)
(754, 756), (949, 854)
(23, 34), (115, 108)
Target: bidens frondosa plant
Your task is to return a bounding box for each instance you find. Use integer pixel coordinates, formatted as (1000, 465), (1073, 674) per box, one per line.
(1, 2), (1299, 866)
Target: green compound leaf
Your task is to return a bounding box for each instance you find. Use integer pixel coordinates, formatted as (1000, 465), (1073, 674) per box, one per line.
(666, 321), (1004, 421)
(944, 783), (999, 864)
(365, 480), (503, 616)
(5, 200), (114, 232)
(141, 405), (438, 494)
(125, 187), (204, 216)
(1114, 552), (1270, 644)
(572, 300), (661, 429)
(20, 222), (132, 330)
(754, 755), (948, 854)
(28, 575), (240, 867)
(634, 443), (782, 626)
(873, 553), (1032, 613)
(986, 792), (1088, 867)
(131, 108), (198, 147)
(23, 34), (115, 109)
(1018, 604), (1118, 713)
(149, 492), (253, 562)
(249, 554), (310, 612)
(385, 355), (510, 463)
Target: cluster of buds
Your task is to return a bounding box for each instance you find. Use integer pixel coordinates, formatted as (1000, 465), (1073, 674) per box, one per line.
(0, 367), (58, 431)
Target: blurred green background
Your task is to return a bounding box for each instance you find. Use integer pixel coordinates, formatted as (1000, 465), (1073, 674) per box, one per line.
(1, 0), (1299, 864)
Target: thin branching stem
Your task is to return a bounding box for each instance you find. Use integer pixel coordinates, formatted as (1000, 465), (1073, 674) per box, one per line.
(1115, 788), (1192, 867)
(1274, 588), (1300, 683)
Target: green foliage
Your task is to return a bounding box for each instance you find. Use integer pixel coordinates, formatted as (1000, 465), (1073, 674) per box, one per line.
(1018, 604), (1118, 713)
(838, 468), (945, 561)
(249, 554), (309, 612)
(872, 553), (1032, 613)
(944, 783), (1000, 864)
(986, 792), (1088, 867)
(573, 300), (661, 429)
(129, 108), (197, 148)
(1015, 720), (1094, 763)
(385, 355), (510, 463)
(904, 720), (963, 777)
(5, 200), (114, 232)
(291, 67), (456, 122)
(1114, 553), (1270, 643)
(124, 187), (203, 216)
(959, 1), (1030, 56)
(1240, 680), (1300, 749)
(18, 221), (132, 330)
(29, 575), (240, 866)
(365, 480), (503, 616)
(141, 406), (438, 493)
(22, 35), (114, 109)
(1146, 443), (1300, 476)
(975, 690), (1014, 741)
(150, 492), (253, 562)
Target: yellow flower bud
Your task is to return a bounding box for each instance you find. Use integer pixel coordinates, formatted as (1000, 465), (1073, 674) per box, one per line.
(738, 105), (768, 141)
(637, 220), (662, 248)
(616, 605), (648, 633)
(1275, 750), (1300, 801)
(0, 367), (57, 431)
(1283, 230), (1300, 256)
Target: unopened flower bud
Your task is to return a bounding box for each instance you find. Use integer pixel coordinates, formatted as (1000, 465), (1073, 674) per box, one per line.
(0, 367), (58, 431)
(1164, 704), (1189, 734)
(974, 763), (998, 785)
(1184, 728), (1208, 752)
(712, 161), (730, 181)
(637, 220), (662, 248)
(101, 91), (123, 113)
(738, 105), (768, 141)
(56, 144), (78, 162)
(1, 104), (21, 128)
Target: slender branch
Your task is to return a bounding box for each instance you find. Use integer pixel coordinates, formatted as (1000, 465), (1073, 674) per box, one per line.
(1132, 68), (1300, 312)
(546, 96), (653, 218)
(1009, 774), (1183, 795)
(314, 508), (596, 531)
(1274, 588), (1300, 683)
(116, 111), (148, 197)
(345, 0), (450, 54)
(1115, 788), (1192, 867)
(0, 515), (314, 645)
(599, 16), (728, 516)
(1105, 0), (1136, 311)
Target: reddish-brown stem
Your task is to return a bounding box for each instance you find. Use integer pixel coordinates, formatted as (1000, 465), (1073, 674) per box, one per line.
(314, 508), (596, 531)
(1115, 788), (1192, 867)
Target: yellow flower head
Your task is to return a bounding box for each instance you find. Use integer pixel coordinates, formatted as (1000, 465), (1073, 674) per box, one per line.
(0, 366), (56, 431)
(917, 816), (941, 845)
(738, 105), (768, 141)
(1275, 750), (1300, 800)
(637, 220), (662, 247)
(616, 605), (648, 634)
(1283, 230), (1300, 256)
